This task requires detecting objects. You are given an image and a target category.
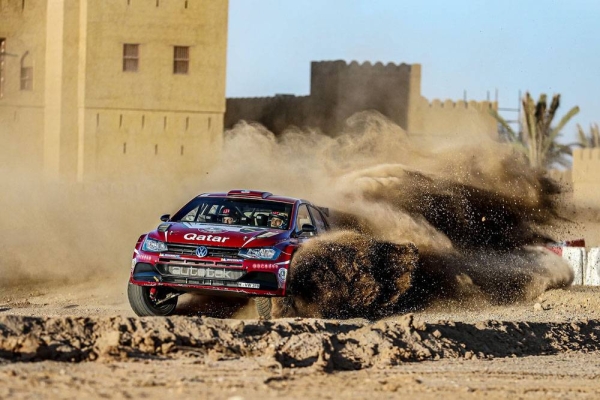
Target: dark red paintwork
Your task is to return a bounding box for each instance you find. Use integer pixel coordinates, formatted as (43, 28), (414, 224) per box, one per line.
(128, 190), (328, 298)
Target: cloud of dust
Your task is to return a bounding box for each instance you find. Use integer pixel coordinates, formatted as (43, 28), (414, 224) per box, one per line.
(207, 112), (572, 319)
(0, 172), (197, 291)
(0, 111), (572, 321)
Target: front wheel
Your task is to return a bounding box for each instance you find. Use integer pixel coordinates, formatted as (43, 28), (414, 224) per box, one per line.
(255, 297), (272, 320)
(127, 283), (178, 316)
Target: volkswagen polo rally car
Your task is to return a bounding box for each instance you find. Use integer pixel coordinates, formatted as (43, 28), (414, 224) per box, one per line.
(127, 189), (330, 317)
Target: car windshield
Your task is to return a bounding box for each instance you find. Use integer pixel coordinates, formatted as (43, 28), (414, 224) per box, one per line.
(170, 197), (294, 230)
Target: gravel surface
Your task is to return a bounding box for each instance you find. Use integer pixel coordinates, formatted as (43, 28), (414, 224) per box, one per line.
(1, 281), (600, 398)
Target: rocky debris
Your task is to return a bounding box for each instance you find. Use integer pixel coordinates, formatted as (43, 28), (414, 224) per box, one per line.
(1, 314), (600, 370)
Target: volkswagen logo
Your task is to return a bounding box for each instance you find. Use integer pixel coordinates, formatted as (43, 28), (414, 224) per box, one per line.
(195, 246), (208, 258)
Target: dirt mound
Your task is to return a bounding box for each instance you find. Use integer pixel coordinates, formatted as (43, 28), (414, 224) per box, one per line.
(1, 315), (599, 371)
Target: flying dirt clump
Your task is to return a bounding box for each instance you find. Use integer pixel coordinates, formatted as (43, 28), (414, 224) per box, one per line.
(275, 231), (419, 320)
(340, 164), (561, 250)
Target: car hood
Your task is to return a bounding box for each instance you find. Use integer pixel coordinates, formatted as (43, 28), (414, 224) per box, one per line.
(147, 222), (290, 248)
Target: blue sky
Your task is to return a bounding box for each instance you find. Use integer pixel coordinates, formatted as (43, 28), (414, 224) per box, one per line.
(227, 0), (600, 143)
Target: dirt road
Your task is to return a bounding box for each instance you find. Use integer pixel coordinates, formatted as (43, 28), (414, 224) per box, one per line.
(1, 282), (600, 399)
(2, 353), (600, 399)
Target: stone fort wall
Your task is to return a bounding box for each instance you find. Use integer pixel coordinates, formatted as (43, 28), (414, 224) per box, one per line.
(226, 60), (498, 138)
(572, 148), (600, 207)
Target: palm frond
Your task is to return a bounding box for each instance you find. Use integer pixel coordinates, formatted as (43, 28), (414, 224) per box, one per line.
(522, 93), (539, 166)
(495, 91), (578, 168)
(535, 94), (547, 135)
(489, 108), (519, 142)
(576, 124), (590, 147)
(544, 94), (560, 140)
(547, 106), (580, 149)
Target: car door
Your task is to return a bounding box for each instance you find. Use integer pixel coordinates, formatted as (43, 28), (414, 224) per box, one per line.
(295, 204), (316, 242)
(308, 205), (328, 234)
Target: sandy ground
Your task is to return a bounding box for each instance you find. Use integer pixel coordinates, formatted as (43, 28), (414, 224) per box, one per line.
(1, 280), (600, 399)
(2, 353), (600, 400)
(3, 278), (600, 322)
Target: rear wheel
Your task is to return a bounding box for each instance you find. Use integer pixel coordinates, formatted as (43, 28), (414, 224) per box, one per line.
(127, 283), (178, 316)
(255, 297), (272, 320)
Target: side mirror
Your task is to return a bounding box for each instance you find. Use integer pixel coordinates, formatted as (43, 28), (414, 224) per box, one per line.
(301, 223), (316, 233)
(160, 214), (170, 222)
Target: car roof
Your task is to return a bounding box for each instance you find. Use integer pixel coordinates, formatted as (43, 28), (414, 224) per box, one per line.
(198, 189), (301, 205)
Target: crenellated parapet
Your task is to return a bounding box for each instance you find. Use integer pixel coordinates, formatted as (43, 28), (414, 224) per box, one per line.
(410, 95), (498, 137)
(311, 60), (414, 74)
(427, 99), (497, 111)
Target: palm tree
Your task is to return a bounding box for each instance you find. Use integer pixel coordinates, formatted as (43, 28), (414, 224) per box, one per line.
(490, 92), (579, 169)
(576, 123), (600, 148)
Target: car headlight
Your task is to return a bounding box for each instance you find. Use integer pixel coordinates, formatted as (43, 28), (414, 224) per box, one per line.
(142, 238), (168, 253)
(238, 247), (281, 260)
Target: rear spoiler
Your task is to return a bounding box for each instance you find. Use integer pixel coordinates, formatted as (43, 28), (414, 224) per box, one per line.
(317, 206), (330, 217)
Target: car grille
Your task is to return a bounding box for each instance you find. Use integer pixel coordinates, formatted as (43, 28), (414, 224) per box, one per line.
(165, 243), (240, 259)
(158, 265), (246, 280)
(157, 270), (278, 290)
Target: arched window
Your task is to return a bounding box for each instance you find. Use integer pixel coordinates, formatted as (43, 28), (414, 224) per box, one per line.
(20, 51), (32, 91)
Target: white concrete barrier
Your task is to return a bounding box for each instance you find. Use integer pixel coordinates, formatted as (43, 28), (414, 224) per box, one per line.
(562, 247), (586, 285)
(585, 247), (600, 286)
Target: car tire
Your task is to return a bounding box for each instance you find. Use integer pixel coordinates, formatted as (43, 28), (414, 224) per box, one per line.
(127, 283), (178, 317)
(255, 297), (272, 320)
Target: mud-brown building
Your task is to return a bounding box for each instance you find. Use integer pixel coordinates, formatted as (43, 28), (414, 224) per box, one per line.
(0, 0), (228, 182)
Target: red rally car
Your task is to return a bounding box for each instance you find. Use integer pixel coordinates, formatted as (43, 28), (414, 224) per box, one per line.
(127, 189), (330, 317)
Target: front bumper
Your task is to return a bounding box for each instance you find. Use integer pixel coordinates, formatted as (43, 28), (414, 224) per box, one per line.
(129, 251), (289, 297)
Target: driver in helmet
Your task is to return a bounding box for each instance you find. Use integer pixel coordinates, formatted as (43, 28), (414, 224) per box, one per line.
(221, 208), (240, 225)
(269, 212), (288, 229)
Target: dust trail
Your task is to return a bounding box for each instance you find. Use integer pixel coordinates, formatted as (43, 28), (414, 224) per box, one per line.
(0, 177), (198, 291)
(209, 112), (572, 319)
(0, 111), (572, 320)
